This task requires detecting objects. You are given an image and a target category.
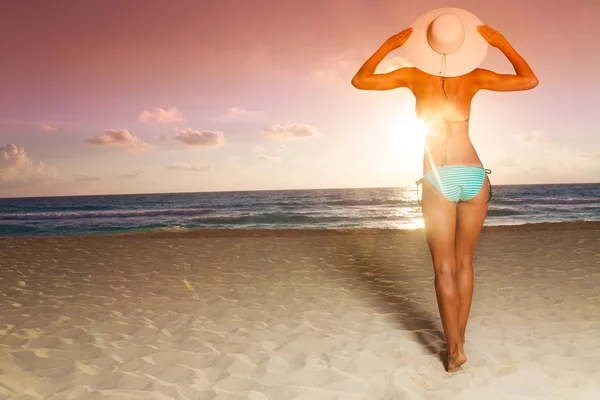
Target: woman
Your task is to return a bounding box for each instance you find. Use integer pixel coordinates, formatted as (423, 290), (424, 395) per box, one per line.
(351, 8), (538, 372)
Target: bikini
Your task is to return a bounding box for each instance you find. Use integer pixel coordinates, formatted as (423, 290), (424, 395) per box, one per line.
(415, 76), (492, 204)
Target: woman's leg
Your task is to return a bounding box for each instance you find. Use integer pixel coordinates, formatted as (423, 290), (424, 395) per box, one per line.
(455, 180), (490, 344)
(421, 182), (465, 372)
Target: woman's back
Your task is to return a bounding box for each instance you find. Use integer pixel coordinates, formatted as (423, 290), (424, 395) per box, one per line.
(410, 69), (482, 172)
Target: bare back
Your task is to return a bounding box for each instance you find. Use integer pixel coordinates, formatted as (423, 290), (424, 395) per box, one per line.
(409, 68), (482, 174)
(351, 28), (538, 176)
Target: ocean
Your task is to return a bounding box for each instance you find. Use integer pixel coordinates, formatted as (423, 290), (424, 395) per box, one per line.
(0, 184), (599, 237)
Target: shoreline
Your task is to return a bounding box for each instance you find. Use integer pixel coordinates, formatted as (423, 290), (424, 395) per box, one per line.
(1, 220), (599, 240)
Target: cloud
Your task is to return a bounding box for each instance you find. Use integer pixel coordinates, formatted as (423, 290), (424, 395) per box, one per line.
(311, 52), (358, 82)
(40, 124), (58, 132)
(518, 130), (550, 144)
(218, 107), (262, 121)
(253, 145), (282, 163)
(86, 129), (154, 152)
(262, 123), (321, 140)
(156, 135), (167, 141)
(258, 154), (282, 163)
(311, 52), (411, 83)
(175, 128), (225, 147)
(226, 155), (243, 166)
(139, 107), (184, 124)
(276, 144), (287, 152)
(167, 162), (213, 172)
(491, 157), (520, 168)
(253, 145), (267, 155)
(73, 174), (101, 182)
(0, 144), (56, 188)
(117, 168), (155, 179)
(375, 57), (413, 73)
(487, 144), (600, 184)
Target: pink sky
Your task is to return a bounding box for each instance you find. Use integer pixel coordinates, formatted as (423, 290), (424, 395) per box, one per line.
(1, 0), (599, 197)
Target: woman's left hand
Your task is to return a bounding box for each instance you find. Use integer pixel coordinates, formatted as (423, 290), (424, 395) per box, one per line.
(477, 25), (509, 48)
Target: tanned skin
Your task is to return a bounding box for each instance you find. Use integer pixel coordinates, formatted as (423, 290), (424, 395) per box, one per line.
(352, 25), (538, 373)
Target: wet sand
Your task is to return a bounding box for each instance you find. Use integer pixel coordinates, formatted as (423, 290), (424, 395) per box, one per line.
(0, 222), (599, 399)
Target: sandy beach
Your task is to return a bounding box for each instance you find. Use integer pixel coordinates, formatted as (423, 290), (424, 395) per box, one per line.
(0, 222), (599, 399)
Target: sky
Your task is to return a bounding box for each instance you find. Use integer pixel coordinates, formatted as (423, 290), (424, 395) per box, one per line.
(1, 0), (599, 198)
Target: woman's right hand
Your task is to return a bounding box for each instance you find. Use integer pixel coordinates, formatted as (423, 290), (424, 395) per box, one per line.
(382, 27), (413, 52)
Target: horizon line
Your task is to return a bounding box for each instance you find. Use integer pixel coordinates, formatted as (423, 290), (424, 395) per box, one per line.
(1, 181), (599, 200)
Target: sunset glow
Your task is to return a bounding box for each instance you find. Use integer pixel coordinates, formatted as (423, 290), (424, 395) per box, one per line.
(1, 0), (599, 198)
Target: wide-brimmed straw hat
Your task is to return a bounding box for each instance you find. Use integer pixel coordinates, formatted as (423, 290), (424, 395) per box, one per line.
(403, 8), (488, 77)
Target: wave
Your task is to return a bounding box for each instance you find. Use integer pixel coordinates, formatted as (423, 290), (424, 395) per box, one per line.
(493, 197), (600, 206)
(327, 199), (412, 207)
(0, 224), (40, 236)
(189, 212), (350, 225)
(0, 208), (215, 221)
(487, 208), (525, 217)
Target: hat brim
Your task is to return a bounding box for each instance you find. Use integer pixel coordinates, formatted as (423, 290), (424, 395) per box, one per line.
(403, 8), (488, 77)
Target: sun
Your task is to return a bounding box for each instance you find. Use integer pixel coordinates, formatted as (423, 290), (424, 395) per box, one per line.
(376, 109), (431, 183)
(402, 113), (429, 148)
(388, 111), (429, 159)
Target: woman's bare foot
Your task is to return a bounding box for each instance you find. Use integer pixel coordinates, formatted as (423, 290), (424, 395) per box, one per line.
(447, 350), (467, 373)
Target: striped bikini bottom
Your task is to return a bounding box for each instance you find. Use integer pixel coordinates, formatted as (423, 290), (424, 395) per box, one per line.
(420, 165), (492, 203)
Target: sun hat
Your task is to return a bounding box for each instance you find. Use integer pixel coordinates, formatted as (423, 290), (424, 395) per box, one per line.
(403, 8), (489, 77)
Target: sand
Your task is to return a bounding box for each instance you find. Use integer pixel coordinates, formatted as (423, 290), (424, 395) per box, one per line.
(0, 222), (599, 399)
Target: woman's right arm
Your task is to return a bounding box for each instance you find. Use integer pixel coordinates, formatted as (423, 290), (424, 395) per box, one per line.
(351, 28), (415, 91)
(474, 25), (539, 91)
